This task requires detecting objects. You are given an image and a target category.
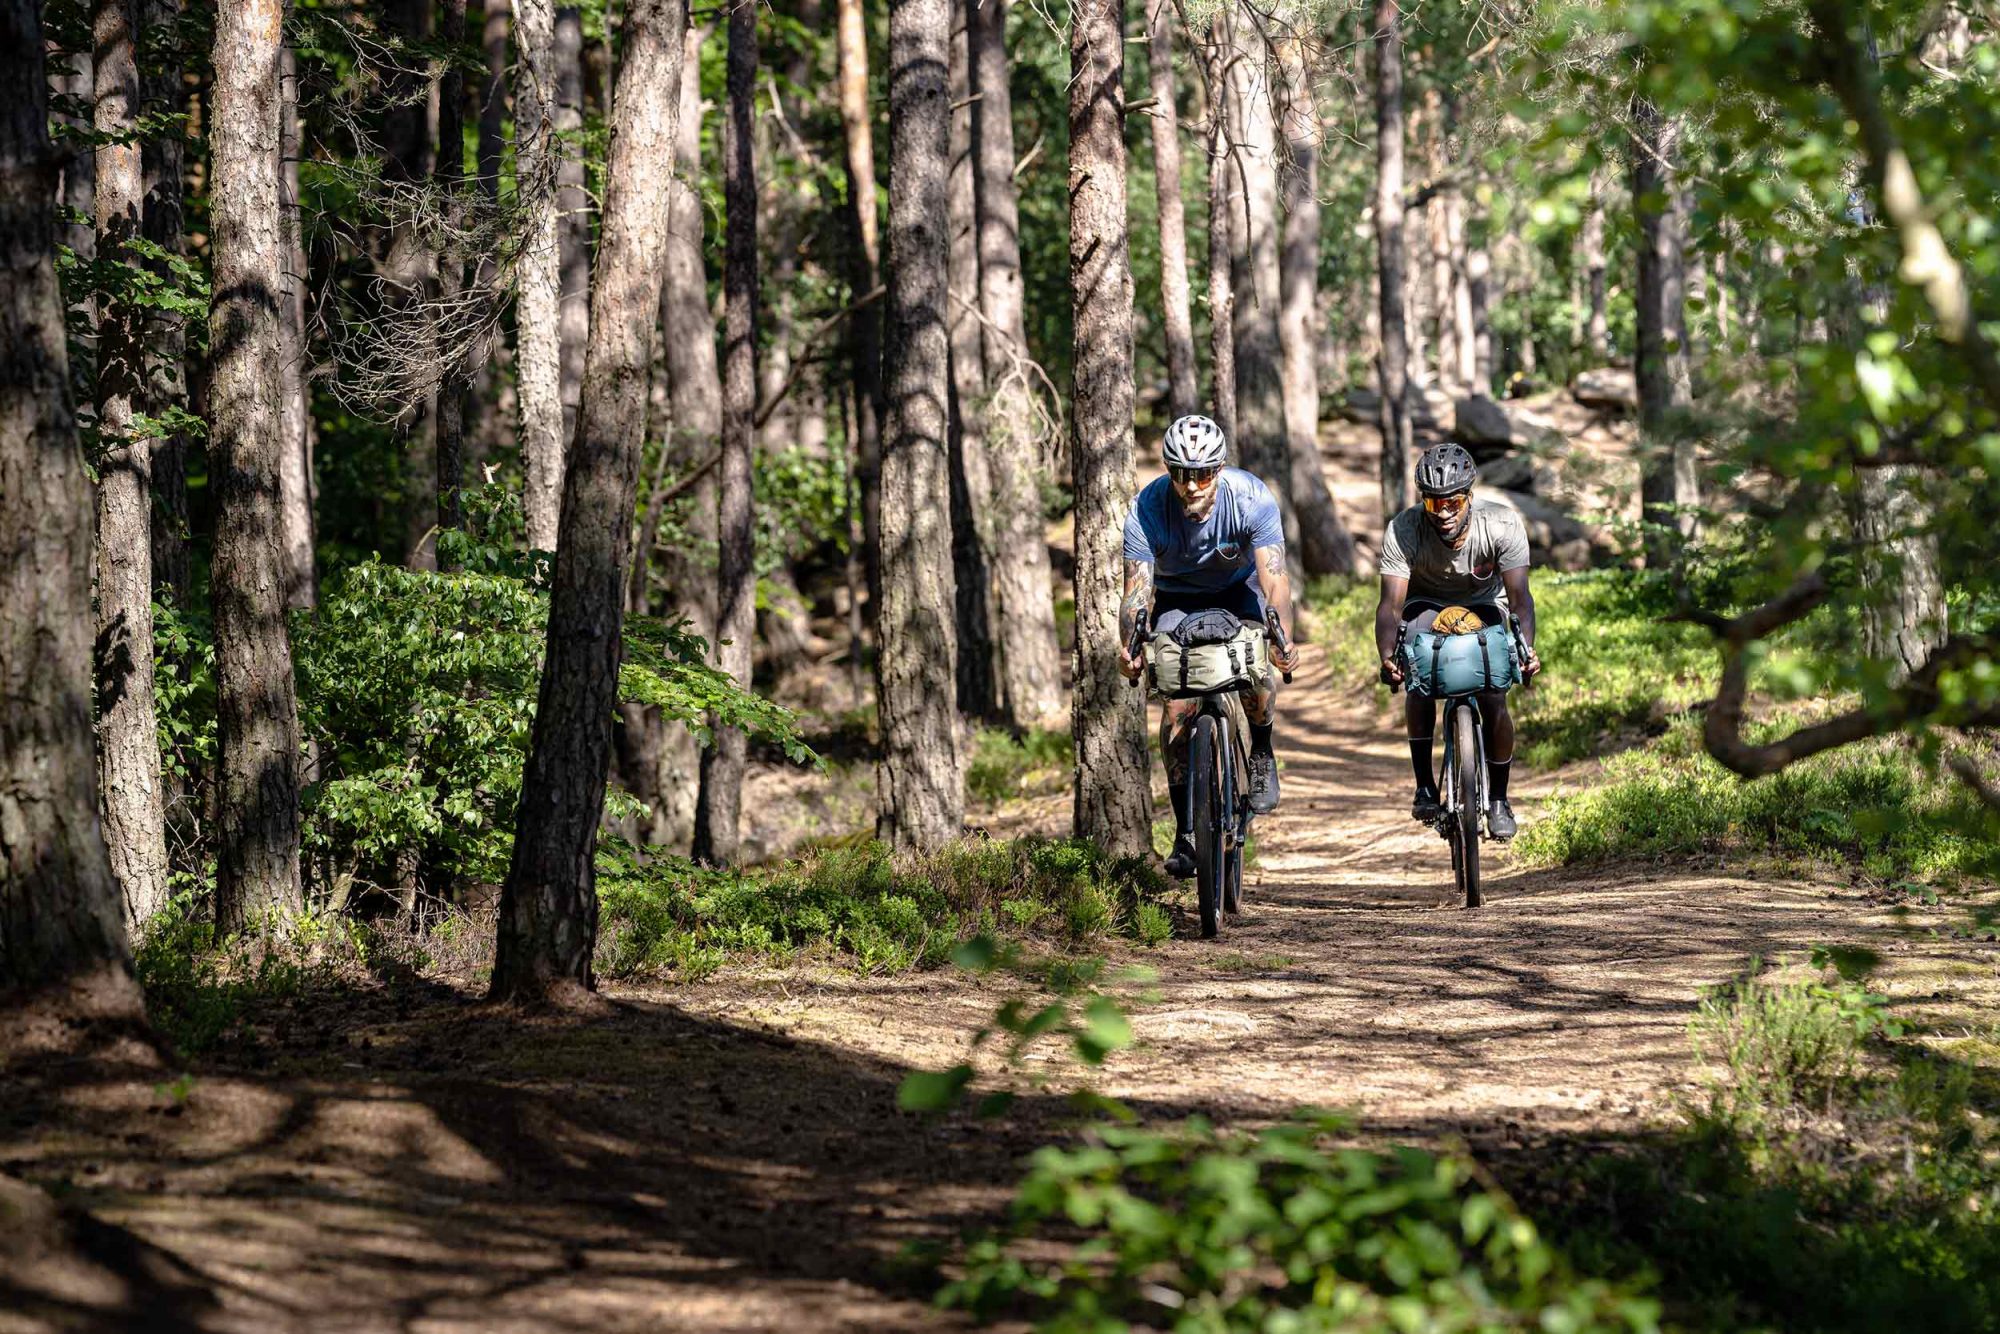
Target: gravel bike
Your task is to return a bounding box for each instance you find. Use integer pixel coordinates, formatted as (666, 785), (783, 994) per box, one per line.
(1129, 608), (1292, 938)
(1388, 614), (1529, 909)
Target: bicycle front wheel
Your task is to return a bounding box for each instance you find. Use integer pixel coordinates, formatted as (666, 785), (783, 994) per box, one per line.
(1190, 714), (1223, 939)
(1455, 704), (1483, 909)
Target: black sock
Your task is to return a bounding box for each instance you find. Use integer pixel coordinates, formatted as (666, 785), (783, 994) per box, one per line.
(1250, 722), (1273, 755)
(1409, 736), (1435, 794)
(1488, 758), (1511, 801)
(1168, 782), (1189, 844)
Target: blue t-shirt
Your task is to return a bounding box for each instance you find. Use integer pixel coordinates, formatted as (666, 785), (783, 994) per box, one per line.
(1120, 468), (1285, 595)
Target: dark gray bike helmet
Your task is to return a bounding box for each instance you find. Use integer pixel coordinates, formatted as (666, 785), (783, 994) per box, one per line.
(1415, 443), (1478, 496)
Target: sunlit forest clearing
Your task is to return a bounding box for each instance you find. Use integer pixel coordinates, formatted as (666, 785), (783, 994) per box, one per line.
(3, 0), (1999, 1327)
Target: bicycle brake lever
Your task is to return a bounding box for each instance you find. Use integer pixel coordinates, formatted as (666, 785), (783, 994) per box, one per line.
(1263, 608), (1293, 685)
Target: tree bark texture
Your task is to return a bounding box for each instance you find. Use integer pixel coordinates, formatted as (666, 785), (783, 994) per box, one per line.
(140, 0), (189, 607)
(968, 0), (1063, 729)
(1425, 92), (1456, 392)
(517, 0), (566, 552)
(1583, 166), (1607, 360)
(279, 44), (316, 603)
(1855, 469), (1947, 681)
(434, 0), (469, 553)
(90, 0), (172, 929)
(0, 0), (141, 1009)
(1145, 0), (1198, 421)
(1069, 0), (1151, 857)
(383, 0), (437, 571)
(493, 0), (685, 1003)
(1372, 0), (1410, 521)
(1631, 96), (1698, 566)
(1218, 8), (1299, 563)
(555, 6), (591, 445)
(946, 10), (997, 721)
(876, 0), (964, 852)
(1274, 31), (1354, 576)
(837, 0), (883, 623)
(1205, 35), (1236, 442)
(208, 0), (305, 933)
(1467, 242), (1492, 388)
(690, 0), (756, 867)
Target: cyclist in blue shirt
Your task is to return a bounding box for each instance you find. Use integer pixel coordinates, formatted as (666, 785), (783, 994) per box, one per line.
(1116, 415), (1300, 880)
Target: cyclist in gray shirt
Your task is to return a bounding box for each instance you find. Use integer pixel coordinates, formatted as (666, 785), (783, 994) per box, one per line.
(1374, 444), (1541, 838)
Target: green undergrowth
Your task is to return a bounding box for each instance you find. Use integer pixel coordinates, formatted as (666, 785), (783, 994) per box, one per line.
(1516, 719), (2000, 883)
(595, 837), (1171, 980)
(967, 727), (1073, 805)
(1526, 952), (2000, 1333)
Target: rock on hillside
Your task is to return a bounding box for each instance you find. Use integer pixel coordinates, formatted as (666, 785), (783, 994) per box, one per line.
(1453, 394), (1564, 456)
(1571, 367), (1639, 413)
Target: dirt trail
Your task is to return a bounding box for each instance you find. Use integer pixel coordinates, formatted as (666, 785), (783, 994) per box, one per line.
(0, 649), (1940, 1334)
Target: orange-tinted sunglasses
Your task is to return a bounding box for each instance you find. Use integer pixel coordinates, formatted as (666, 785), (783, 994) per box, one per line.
(1422, 491), (1470, 516)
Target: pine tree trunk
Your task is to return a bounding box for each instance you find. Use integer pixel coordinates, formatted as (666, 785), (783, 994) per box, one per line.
(1372, 0), (1410, 521)
(837, 0), (883, 625)
(493, 0), (685, 1004)
(1467, 242), (1491, 389)
(1145, 0), (1198, 421)
(1205, 37), (1236, 442)
(555, 5), (590, 446)
(1, 2), (142, 1011)
(1274, 30), (1354, 576)
(1069, 0), (1150, 856)
(209, 0), (305, 933)
(876, 0), (964, 852)
(946, 8), (997, 721)
(1425, 93), (1456, 393)
(1583, 166), (1608, 361)
(471, 0), (513, 466)
(1631, 96), (1698, 567)
(141, 0), (189, 608)
(1219, 7), (1299, 565)
(1855, 469), (1947, 680)
(1447, 190), (1475, 390)
(690, 0), (756, 867)
(279, 45), (316, 604)
(433, 0), (469, 555)
(384, 0), (437, 570)
(968, 0), (1063, 729)
(517, 0), (565, 552)
(90, 0), (171, 930)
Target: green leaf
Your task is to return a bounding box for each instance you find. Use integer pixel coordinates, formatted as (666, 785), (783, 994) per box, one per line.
(896, 1064), (973, 1113)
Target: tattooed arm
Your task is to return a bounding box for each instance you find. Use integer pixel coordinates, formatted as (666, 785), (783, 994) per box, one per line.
(1255, 543), (1298, 672)
(1117, 559), (1154, 680)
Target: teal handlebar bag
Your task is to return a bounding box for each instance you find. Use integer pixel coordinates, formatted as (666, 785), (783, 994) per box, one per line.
(1400, 624), (1521, 698)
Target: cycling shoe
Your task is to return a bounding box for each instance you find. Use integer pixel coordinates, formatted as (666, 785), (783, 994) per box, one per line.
(1164, 837), (1197, 880)
(1487, 799), (1518, 840)
(1249, 748), (1280, 813)
(1411, 788), (1442, 822)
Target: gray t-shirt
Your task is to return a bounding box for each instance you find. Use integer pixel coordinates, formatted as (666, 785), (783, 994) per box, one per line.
(1378, 499), (1531, 605)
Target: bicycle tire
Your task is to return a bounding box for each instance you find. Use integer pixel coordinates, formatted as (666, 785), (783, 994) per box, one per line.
(1455, 705), (1483, 908)
(1223, 832), (1243, 914)
(1191, 714), (1222, 939)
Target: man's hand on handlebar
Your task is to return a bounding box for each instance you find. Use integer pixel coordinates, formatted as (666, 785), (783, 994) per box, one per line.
(1118, 644), (1145, 681)
(1270, 637), (1300, 676)
(1522, 643), (1542, 679)
(1379, 655), (1404, 688)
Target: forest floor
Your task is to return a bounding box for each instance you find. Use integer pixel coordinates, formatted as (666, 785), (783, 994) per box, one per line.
(6, 638), (1991, 1333)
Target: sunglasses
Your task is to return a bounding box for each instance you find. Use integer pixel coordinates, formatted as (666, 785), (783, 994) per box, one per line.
(1169, 465), (1221, 486)
(1422, 492), (1470, 516)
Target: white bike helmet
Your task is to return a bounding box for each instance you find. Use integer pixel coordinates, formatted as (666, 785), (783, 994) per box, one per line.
(1162, 414), (1228, 471)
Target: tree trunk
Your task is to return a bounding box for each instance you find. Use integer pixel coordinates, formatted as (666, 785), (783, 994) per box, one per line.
(53, 47), (94, 276)
(1372, 0), (1410, 521)
(1631, 96), (1698, 567)
(279, 44), (316, 604)
(517, 0), (565, 552)
(1467, 242), (1491, 389)
(384, 0), (437, 570)
(1583, 166), (1608, 361)
(141, 0), (189, 608)
(946, 9), (997, 721)
(968, 0), (1063, 729)
(1425, 92), (1456, 393)
(1855, 470), (1946, 680)
(0, 0), (142, 1013)
(1218, 7), (1299, 566)
(1145, 0), (1198, 421)
(555, 6), (590, 446)
(837, 0), (883, 626)
(876, 0), (964, 852)
(690, 0), (756, 867)
(90, 0), (171, 930)
(433, 0), (469, 555)
(209, 0), (305, 934)
(1447, 190), (1475, 390)
(1068, 0), (1150, 856)
(471, 0), (513, 466)
(492, 0), (685, 1004)
(1205, 37), (1236, 442)
(1274, 29), (1354, 576)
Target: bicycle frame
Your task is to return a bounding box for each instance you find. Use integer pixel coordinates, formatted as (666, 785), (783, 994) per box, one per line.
(1432, 693), (1487, 839)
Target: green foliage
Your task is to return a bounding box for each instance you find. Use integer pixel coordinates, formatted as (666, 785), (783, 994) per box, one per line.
(1514, 718), (2000, 881)
(596, 837), (1168, 981)
(943, 1112), (1659, 1333)
(133, 894), (332, 1055)
(967, 727), (1073, 804)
